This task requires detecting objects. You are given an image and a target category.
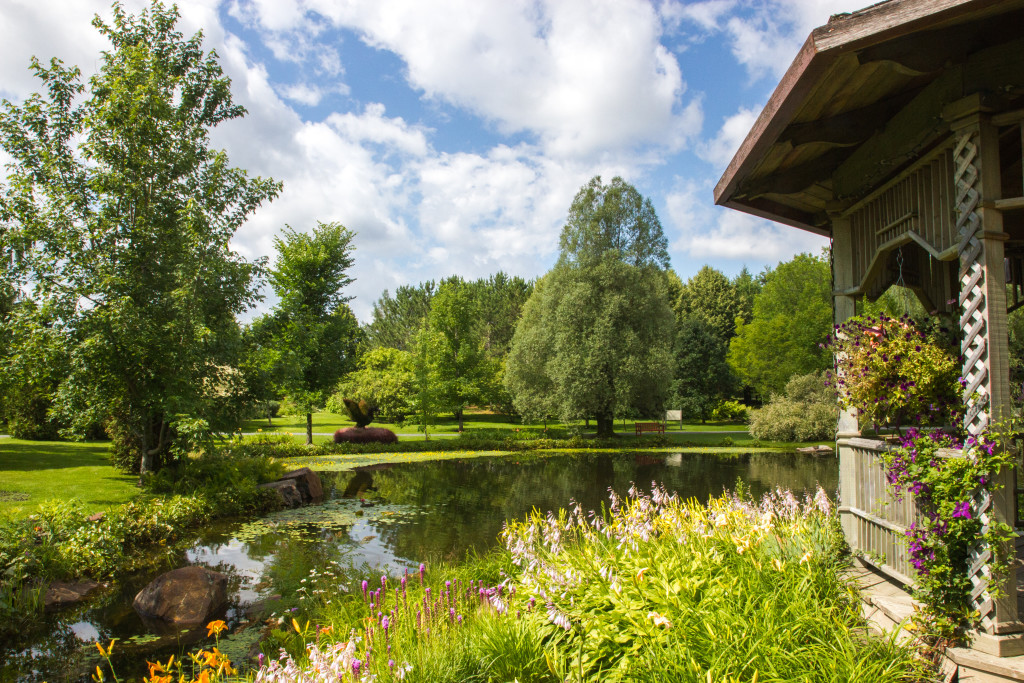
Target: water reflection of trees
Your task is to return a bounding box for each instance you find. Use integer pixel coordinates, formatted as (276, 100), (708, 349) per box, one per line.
(356, 452), (838, 562)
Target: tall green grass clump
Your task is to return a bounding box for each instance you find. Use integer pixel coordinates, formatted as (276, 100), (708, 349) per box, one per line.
(252, 486), (924, 683)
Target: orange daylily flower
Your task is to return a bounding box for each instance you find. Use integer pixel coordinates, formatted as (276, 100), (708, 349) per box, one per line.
(205, 620), (228, 638)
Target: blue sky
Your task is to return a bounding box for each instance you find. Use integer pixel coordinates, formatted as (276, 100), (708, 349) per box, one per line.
(0, 0), (863, 320)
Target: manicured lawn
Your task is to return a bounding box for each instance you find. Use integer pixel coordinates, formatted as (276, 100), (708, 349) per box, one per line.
(0, 439), (138, 519)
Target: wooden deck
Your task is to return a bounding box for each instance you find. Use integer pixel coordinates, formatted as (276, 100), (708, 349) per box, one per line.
(851, 557), (1024, 682)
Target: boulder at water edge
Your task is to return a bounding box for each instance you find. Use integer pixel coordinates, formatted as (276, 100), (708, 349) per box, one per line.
(279, 467), (324, 503)
(133, 566), (228, 626)
(259, 478), (304, 508)
(44, 579), (102, 609)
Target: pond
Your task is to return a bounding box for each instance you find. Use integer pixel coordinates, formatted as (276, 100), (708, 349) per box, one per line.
(0, 449), (837, 682)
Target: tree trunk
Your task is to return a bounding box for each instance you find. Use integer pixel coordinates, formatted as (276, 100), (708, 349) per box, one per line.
(596, 414), (615, 438)
(306, 412), (313, 445)
(456, 409), (464, 432)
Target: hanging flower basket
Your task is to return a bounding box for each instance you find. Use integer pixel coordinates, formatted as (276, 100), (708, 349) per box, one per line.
(824, 314), (962, 432)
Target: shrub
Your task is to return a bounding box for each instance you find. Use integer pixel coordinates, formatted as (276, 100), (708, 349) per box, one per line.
(710, 399), (748, 422)
(333, 427), (398, 444)
(750, 372), (837, 442)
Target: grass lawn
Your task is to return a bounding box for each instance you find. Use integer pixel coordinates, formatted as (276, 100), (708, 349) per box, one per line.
(0, 439), (138, 519)
(239, 411), (749, 435)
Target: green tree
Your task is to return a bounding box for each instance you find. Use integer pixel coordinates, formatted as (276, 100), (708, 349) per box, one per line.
(472, 272), (534, 356)
(410, 323), (440, 439)
(677, 266), (740, 342)
(0, 2), (280, 473)
(668, 315), (734, 423)
(732, 266), (762, 327)
(427, 278), (490, 431)
(264, 221), (362, 444)
(728, 252), (832, 398)
(506, 176), (674, 437)
(364, 282), (435, 351)
(330, 347), (415, 422)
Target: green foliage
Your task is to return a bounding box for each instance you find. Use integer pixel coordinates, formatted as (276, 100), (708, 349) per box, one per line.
(0, 301), (69, 440)
(728, 253), (832, 398)
(0, 2), (280, 472)
(0, 451), (282, 607)
(258, 221), (363, 443)
(749, 372), (838, 442)
(507, 177), (673, 437)
(558, 176), (669, 269)
(676, 266), (740, 342)
(426, 278), (492, 430)
(331, 347), (415, 422)
(710, 400), (749, 423)
(498, 487), (921, 683)
(411, 323), (441, 439)
(667, 315), (734, 423)
(364, 281), (436, 351)
(882, 430), (1016, 639)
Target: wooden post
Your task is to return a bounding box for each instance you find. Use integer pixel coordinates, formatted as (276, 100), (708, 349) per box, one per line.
(832, 216), (861, 547)
(948, 103), (1024, 654)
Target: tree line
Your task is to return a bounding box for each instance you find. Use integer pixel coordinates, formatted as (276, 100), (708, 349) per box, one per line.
(0, 2), (836, 475)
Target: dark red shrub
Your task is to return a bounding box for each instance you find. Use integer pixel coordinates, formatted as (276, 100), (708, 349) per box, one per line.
(333, 427), (398, 444)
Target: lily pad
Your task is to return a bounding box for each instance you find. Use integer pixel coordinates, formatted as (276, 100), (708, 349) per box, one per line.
(233, 498), (429, 544)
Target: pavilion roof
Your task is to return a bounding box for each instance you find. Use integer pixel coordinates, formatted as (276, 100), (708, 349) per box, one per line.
(713, 0), (1024, 236)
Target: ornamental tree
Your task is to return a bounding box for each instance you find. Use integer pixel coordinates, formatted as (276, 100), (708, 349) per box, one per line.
(0, 2), (280, 473)
(505, 176), (673, 437)
(261, 221), (362, 444)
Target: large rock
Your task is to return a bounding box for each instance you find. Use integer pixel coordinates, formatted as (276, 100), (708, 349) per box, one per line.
(44, 579), (102, 609)
(279, 467), (323, 503)
(259, 479), (303, 508)
(133, 566), (228, 626)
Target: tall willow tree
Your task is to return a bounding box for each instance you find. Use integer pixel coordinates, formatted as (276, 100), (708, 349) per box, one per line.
(506, 176), (673, 437)
(0, 2), (280, 473)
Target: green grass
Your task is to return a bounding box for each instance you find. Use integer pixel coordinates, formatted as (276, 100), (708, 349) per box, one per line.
(0, 439), (138, 519)
(240, 411), (749, 435)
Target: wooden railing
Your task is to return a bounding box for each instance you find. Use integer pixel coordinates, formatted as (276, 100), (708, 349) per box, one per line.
(838, 437), (962, 587)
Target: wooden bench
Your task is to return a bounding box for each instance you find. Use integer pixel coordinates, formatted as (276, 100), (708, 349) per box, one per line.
(635, 422), (665, 436)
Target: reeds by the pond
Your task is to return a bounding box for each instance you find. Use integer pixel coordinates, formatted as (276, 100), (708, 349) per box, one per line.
(254, 486), (927, 683)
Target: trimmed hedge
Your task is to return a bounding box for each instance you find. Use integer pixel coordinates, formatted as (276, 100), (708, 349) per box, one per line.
(333, 427), (398, 444)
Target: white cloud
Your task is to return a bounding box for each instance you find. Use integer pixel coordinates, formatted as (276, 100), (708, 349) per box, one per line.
(697, 105), (761, 170)
(724, 0), (871, 80)
(666, 179), (827, 263)
(235, 0), (702, 159)
(660, 0), (736, 33)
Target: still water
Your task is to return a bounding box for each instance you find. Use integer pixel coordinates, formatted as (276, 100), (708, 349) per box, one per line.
(1, 450), (836, 682)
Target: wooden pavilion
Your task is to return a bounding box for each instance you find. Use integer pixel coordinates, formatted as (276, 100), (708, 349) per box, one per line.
(715, 0), (1024, 667)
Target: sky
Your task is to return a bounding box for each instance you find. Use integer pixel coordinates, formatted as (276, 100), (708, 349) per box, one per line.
(0, 0), (867, 321)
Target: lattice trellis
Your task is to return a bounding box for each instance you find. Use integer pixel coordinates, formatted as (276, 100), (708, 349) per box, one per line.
(955, 130), (998, 631)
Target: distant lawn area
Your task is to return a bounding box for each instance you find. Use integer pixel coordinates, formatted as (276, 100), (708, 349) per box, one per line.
(240, 411), (749, 435)
(0, 439), (138, 519)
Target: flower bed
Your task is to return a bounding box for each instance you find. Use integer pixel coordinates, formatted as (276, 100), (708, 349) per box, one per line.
(247, 486), (923, 682)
